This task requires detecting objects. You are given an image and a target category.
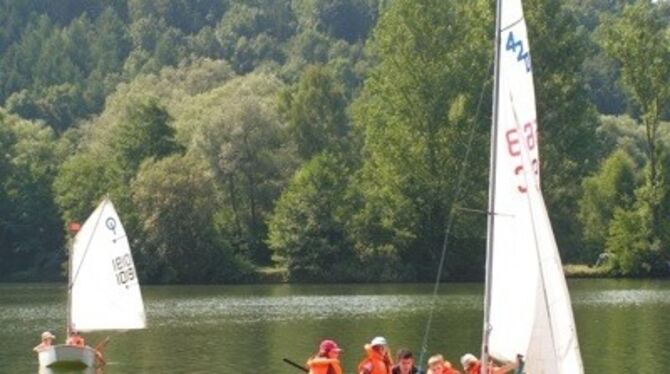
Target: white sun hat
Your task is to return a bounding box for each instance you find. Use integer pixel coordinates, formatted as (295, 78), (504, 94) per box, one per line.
(370, 336), (388, 346)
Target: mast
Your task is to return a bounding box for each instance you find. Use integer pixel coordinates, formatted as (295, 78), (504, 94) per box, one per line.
(66, 221), (81, 338)
(481, 0), (503, 372)
(67, 233), (73, 338)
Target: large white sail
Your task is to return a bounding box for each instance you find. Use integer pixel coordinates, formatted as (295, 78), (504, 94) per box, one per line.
(70, 198), (146, 332)
(484, 0), (583, 373)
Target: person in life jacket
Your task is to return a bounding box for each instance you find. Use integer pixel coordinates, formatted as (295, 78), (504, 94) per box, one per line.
(33, 331), (55, 353)
(66, 330), (85, 347)
(459, 353), (517, 374)
(391, 348), (421, 374)
(426, 354), (460, 374)
(358, 336), (393, 374)
(307, 339), (344, 374)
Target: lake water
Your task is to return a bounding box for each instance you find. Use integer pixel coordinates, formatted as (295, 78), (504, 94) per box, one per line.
(1, 279), (668, 373)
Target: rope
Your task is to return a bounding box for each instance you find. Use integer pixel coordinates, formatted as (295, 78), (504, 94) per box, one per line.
(417, 72), (491, 371)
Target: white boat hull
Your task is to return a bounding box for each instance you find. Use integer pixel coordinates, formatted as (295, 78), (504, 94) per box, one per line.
(38, 345), (97, 369)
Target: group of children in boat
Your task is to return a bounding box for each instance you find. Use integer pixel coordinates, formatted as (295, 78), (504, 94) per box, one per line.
(32, 330), (84, 352)
(306, 336), (518, 374)
(32, 330), (106, 367)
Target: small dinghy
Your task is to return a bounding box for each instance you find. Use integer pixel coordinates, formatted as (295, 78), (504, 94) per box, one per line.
(38, 198), (146, 369)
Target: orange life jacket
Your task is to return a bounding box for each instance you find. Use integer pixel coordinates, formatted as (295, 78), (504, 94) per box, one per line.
(357, 344), (391, 374)
(67, 335), (85, 347)
(307, 357), (343, 374)
(442, 366), (461, 374)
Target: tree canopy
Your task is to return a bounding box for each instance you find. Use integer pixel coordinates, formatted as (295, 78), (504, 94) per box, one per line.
(1, 0), (669, 282)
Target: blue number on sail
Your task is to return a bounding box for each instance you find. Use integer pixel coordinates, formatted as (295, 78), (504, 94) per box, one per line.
(505, 31), (531, 72)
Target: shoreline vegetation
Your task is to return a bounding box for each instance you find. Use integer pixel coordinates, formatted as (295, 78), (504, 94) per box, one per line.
(255, 265), (617, 283)
(0, 264), (624, 284)
(562, 264), (613, 279)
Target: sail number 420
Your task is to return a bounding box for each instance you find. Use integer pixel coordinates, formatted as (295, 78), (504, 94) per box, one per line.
(506, 31), (531, 73)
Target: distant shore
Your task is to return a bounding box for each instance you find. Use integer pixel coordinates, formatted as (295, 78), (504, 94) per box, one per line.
(563, 264), (612, 278)
(253, 264), (615, 283)
(0, 264), (624, 284)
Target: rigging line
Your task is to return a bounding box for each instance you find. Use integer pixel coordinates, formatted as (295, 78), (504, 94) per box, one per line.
(417, 66), (492, 371)
(501, 17), (524, 33)
(454, 206), (514, 217)
(69, 199), (108, 291)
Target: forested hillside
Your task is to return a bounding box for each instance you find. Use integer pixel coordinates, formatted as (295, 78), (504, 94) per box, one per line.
(1, 0), (669, 282)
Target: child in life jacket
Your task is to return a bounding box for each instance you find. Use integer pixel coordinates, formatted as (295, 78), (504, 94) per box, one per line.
(307, 339), (344, 374)
(427, 354), (460, 374)
(358, 336), (393, 374)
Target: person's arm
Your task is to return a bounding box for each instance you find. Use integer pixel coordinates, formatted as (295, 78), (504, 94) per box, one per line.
(95, 350), (106, 367)
(359, 362), (372, 374)
(492, 361), (517, 374)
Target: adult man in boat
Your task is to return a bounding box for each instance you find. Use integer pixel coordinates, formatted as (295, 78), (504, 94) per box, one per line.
(391, 348), (421, 374)
(358, 336), (392, 374)
(459, 353), (517, 374)
(307, 339), (343, 374)
(32, 331), (55, 353)
(66, 330), (85, 346)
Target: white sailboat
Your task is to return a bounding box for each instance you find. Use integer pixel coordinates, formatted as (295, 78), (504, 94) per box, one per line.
(480, 0), (583, 373)
(39, 198), (146, 369)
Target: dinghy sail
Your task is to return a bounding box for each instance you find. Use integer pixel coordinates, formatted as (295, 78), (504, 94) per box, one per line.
(38, 198), (146, 369)
(481, 0), (583, 373)
(69, 198), (146, 332)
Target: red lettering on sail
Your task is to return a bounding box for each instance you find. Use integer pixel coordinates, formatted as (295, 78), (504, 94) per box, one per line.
(507, 120), (539, 193)
(515, 165), (527, 193)
(524, 121), (535, 150)
(506, 129), (521, 156)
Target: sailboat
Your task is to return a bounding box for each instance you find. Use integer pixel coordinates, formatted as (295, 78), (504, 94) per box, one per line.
(38, 198), (146, 369)
(479, 0), (583, 373)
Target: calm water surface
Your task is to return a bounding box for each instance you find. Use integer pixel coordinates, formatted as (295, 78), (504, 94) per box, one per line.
(0, 279), (668, 373)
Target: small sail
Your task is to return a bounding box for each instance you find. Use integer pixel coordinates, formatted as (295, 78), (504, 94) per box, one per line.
(70, 198), (146, 332)
(485, 0), (582, 373)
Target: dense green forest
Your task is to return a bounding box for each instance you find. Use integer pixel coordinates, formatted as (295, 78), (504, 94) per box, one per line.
(1, 0), (669, 283)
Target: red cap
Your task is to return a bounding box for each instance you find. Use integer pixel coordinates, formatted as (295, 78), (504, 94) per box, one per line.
(319, 339), (342, 354)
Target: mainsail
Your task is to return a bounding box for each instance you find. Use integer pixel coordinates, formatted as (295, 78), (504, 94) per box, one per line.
(70, 198), (146, 332)
(482, 0), (583, 373)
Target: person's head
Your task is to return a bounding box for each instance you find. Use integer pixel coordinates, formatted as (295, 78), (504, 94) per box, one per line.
(70, 330), (79, 336)
(396, 348), (415, 371)
(370, 336), (388, 353)
(428, 354), (445, 372)
(319, 339), (342, 358)
(460, 353), (478, 370)
(41, 331), (55, 342)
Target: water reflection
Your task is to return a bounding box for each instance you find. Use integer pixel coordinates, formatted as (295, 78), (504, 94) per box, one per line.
(146, 293), (480, 325)
(38, 367), (100, 374)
